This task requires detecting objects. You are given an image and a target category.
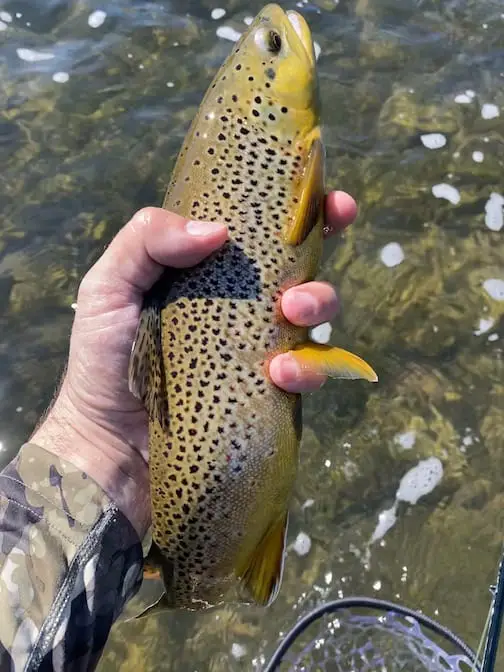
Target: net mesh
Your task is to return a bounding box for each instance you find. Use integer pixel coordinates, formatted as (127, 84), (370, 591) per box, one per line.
(269, 607), (475, 672)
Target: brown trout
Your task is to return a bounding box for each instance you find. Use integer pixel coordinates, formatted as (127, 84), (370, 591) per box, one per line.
(129, 3), (377, 614)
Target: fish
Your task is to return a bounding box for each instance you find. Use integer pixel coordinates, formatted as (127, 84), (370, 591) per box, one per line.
(128, 3), (377, 615)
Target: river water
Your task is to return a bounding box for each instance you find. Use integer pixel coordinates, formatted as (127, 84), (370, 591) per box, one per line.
(0, 0), (503, 669)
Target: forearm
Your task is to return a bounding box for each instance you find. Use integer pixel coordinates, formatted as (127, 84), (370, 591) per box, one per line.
(30, 387), (151, 539)
(0, 442), (144, 671)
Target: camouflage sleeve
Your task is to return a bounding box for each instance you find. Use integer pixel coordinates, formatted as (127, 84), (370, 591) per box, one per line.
(0, 442), (144, 671)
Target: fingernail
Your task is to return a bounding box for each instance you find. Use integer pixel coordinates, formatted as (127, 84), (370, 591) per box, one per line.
(279, 354), (300, 381)
(292, 290), (319, 321)
(186, 220), (225, 236)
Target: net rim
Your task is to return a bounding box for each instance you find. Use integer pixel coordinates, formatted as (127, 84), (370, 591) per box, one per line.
(263, 596), (479, 672)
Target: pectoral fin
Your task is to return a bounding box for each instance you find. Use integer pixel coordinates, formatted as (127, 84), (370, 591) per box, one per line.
(291, 343), (378, 382)
(237, 513), (289, 607)
(285, 138), (325, 246)
(128, 292), (169, 432)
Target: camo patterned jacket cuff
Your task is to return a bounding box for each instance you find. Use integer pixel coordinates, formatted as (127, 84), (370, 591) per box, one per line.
(0, 442), (144, 671)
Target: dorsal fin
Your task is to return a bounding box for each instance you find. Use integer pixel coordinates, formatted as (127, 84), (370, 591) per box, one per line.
(285, 138), (325, 246)
(128, 291), (169, 432)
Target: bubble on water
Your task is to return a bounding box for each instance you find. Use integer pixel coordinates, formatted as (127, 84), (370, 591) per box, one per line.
(211, 8), (226, 20)
(293, 531), (312, 556)
(484, 192), (504, 231)
(216, 25), (242, 42)
(380, 242), (404, 267)
(483, 278), (504, 301)
(231, 643), (247, 660)
(52, 71), (69, 83)
(302, 498), (315, 510)
(394, 430), (416, 450)
(0, 10), (12, 22)
(310, 322), (332, 344)
(17, 48), (55, 62)
(369, 504), (398, 545)
(166, 81), (174, 88)
(432, 183), (460, 204)
(314, 42), (321, 60)
(71, 302), (78, 311)
(420, 133), (446, 149)
(474, 317), (495, 335)
(15, 12), (21, 18)
(396, 457), (443, 505)
(16, 406), (23, 413)
(243, 16), (253, 26)
(454, 93), (472, 104)
(88, 10), (106, 28)
(488, 333), (499, 342)
(373, 580), (382, 591)
(481, 103), (500, 120)
(472, 150), (484, 163)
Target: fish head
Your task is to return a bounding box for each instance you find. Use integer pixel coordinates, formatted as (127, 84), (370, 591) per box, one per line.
(219, 4), (320, 141)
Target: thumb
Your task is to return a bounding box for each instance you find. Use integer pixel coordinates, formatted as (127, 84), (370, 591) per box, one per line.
(79, 207), (228, 305)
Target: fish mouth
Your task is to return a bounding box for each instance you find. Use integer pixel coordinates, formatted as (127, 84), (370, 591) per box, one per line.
(286, 10), (315, 65)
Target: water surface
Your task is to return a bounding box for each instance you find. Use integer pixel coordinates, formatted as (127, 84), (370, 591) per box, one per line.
(0, 0), (503, 669)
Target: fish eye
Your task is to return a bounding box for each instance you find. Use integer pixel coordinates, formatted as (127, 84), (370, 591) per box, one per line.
(268, 30), (282, 54)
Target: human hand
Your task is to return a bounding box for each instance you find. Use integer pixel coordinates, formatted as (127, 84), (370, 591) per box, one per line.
(31, 192), (357, 537)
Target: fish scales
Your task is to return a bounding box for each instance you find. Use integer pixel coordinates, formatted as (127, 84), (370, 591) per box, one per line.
(129, 3), (377, 614)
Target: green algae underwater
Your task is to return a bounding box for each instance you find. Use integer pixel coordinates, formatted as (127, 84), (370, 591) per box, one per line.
(0, 0), (503, 669)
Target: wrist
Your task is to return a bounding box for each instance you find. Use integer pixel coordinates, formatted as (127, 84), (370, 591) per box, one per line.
(31, 386), (150, 539)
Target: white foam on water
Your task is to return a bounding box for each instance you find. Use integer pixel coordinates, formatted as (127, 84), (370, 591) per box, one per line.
(454, 93), (472, 104)
(373, 580), (382, 591)
(231, 643), (247, 660)
(243, 16), (253, 26)
(216, 25), (242, 42)
(432, 183), (460, 204)
(15, 12), (21, 18)
(394, 430), (416, 450)
(0, 20), (6, 30)
(420, 133), (446, 149)
(369, 503), (398, 544)
(483, 278), (504, 301)
(166, 81), (174, 87)
(293, 531), (312, 556)
(52, 71), (69, 83)
(71, 302), (78, 311)
(16, 406), (23, 413)
(0, 11), (12, 22)
(472, 150), (484, 163)
(488, 333), (499, 342)
(474, 317), (495, 335)
(395, 457), (443, 505)
(88, 10), (106, 28)
(211, 8), (226, 20)
(481, 103), (499, 120)
(302, 498), (315, 509)
(310, 322), (332, 344)
(314, 41), (321, 60)
(380, 242), (404, 267)
(484, 192), (504, 231)
(16, 48), (55, 62)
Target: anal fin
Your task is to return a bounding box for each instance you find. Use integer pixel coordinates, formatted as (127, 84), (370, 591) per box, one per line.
(291, 343), (378, 382)
(237, 513), (289, 607)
